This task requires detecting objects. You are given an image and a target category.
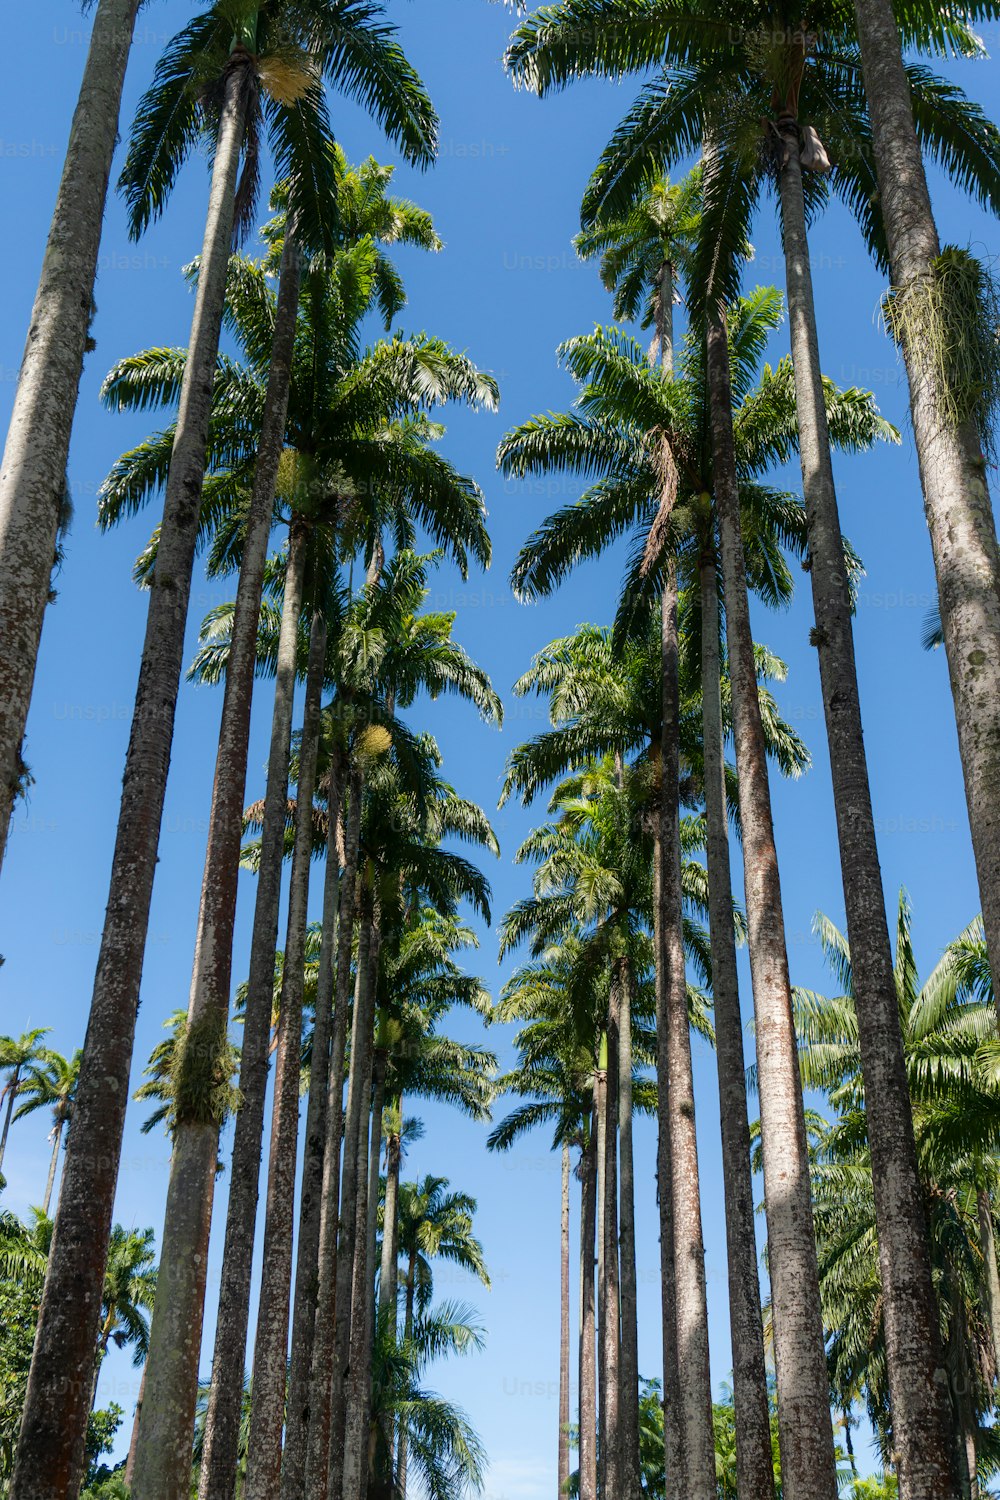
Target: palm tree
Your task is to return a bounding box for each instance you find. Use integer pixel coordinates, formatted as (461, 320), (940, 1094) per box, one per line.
(19, 7), (438, 1492)
(91, 1226), (157, 1412)
(0, 0), (142, 873)
(502, 7), (1000, 1486)
(0, 1029), (50, 1176)
(14, 1048), (81, 1214)
(849, 0), (1000, 1002)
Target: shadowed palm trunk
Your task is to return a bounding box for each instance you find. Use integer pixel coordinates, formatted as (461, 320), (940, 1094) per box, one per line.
(0, 1070), (21, 1173)
(302, 768), (363, 1497)
(379, 1111), (402, 1326)
(850, 0), (1000, 1000)
(14, 60), (250, 1500)
(281, 756), (345, 1500)
(616, 960), (641, 1500)
(343, 976), (386, 1500)
(777, 129), (958, 1500)
(328, 903), (378, 1500)
(600, 1013), (620, 1500)
(977, 1188), (1000, 1373)
(594, 1050), (609, 1494)
(660, 573), (715, 1500)
(579, 1122), (598, 1500)
(706, 302), (838, 1500)
(396, 1253), (417, 1499)
(0, 0), (141, 872)
(41, 1121), (63, 1216)
(244, 608), (328, 1500)
(197, 518), (309, 1500)
(698, 549), (776, 1499)
(558, 1139), (571, 1500)
(124, 1364), (145, 1488)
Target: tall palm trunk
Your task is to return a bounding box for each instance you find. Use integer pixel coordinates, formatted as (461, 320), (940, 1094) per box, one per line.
(396, 1254), (417, 1500)
(379, 1109), (402, 1326)
(14, 63), (251, 1500)
(558, 1139), (571, 1500)
(281, 758), (345, 1500)
(244, 609), (328, 1500)
(616, 960), (641, 1500)
(327, 904), (378, 1500)
(660, 573), (716, 1500)
(705, 304), (838, 1500)
(697, 550), (776, 1500)
(303, 772), (363, 1499)
(594, 1048), (609, 1494)
(600, 1012), (621, 1500)
(197, 518), (309, 1500)
(579, 1124), (598, 1500)
(0, 0), (141, 871)
(0, 1069), (21, 1173)
(977, 1188), (1000, 1373)
(343, 967), (387, 1500)
(41, 1120), (63, 1216)
(850, 0), (1000, 995)
(652, 269), (685, 1500)
(777, 130), (959, 1500)
(124, 1364), (146, 1488)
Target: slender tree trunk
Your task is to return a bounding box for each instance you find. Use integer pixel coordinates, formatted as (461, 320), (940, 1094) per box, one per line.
(705, 303), (838, 1500)
(244, 609), (328, 1500)
(0, 1071), (19, 1174)
(379, 1117), (402, 1327)
(601, 1013), (621, 1500)
(977, 1189), (1000, 1375)
(652, 834), (684, 1500)
(616, 962), (641, 1500)
(0, 0), (141, 869)
(660, 574), (716, 1500)
(327, 906), (378, 1500)
(303, 773), (363, 1498)
(777, 132), (959, 1500)
(850, 0), (1000, 998)
(197, 519), (309, 1500)
(41, 1121), (63, 1216)
(698, 550), (776, 1500)
(342, 969), (386, 1500)
(579, 1121), (598, 1500)
(281, 759), (345, 1500)
(594, 1051), (609, 1498)
(124, 1364), (146, 1489)
(558, 1140), (571, 1500)
(396, 1259), (417, 1500)
(12, 58), (250, 1500)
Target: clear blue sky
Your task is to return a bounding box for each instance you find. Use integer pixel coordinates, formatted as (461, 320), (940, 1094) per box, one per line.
(2, 0), (999, 1487)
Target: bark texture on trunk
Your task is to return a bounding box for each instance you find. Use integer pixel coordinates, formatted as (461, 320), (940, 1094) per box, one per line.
(851, 0), (1000, 1002)
(0, 0), (141, 873)
(978, 1189), (1000, 1374)
(327, 905), (378, 1500)
(706, 306), (838, 1500)
(616, 962), (641, 1500)
(10, 64), (248, 1500)
(244, 609), (328, 1500)
(124, 1363), (145, 1488)
(660, 575), (716, 1500)
(558, 1139), (571, 1500)
(303, 771), (363, 1498)
(653, 833), (684, 1500)
(579, 1123), (598, 1500)
(41, 1123), (62, 1216)
(594, 1057), (609, 1498)
(197, 520), (309, 1500)
(281, 761), (345, 1500)
(396, 1257), (417, 1500)
(698, 551), (776, 1500)
(778, 133), (958, 1500)
(379, 1116), (402, 1327)
(600, 1018), (620, 1500)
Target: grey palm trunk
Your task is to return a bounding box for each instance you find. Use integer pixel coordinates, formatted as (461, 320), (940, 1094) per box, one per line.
(281, 760), (345, 1500)
(578, 1121), (598, 1500)
(659, 573), (716, 1500)
(850, 0), (1000, 1007)
(977, 1189), (1000, 1373)
(705, 306), (839, 1500)
(697, 550), (776, 1500)
(396, 1252), (418, 1498)
(327, 904), (379, 1500)
(0, 1069), (21, 1174)
(197, 518), (310, 1500)
(303, 773), (363, 1498)
(616, 958), (642, 1500)
(594, 1057), (609, 1491)
(10, 57), (250, 1500)
(777, 126), (959, 1500)
(380, 1114), (402, 1326)
(244, 609), (329, 1500)
(558, 1139), (571, 1500)
(600, 1014), (621, 1500)
(0, 0), (141, 873)
(41, 1119), (64, 1216)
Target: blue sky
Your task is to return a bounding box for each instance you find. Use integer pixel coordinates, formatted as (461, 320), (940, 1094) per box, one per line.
(2, 0), (999, 1488)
